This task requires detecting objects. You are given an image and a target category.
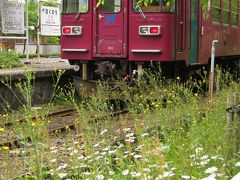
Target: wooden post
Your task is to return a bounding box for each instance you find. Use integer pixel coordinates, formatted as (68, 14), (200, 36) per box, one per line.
(82, 63), (88, 80)
(226, 95), (234, 159)
(233, 93), (240, 155)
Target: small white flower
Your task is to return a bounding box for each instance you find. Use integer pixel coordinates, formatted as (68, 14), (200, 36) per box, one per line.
(94, 143), (100, 148)
(126, 133), (135, 137)
(200, 155), (209, 160)
(100, 129), (108, 135)
(122, 169), (129, 176)
(181, 175), (191, 179)
(109, 171), (114, 175)
(102, 147), (110, 151)
(58, 172), (68, 179)
(141, 132), (149, 137)
(163, 171), (175, 177)
(49, 159), (57, 163)
(123, 128), (131, 132)
(143, 168), (151, 172)
(204, 166), (218, 174)
(49, 146), (57, 150)
(131, 172), (141, 177)
(235, 161), (240, 167)
(134, 154), (142, 159)
(200, 159), (210, 166)
(78, 155), (85, 160)
(196, 147), (204, 154)
(108, 150), (116, 154)
(56, 163), (68, 171)
(96, 174), (104, 180)
(73, 141), (79, 145)
(201, 173), (216, 180)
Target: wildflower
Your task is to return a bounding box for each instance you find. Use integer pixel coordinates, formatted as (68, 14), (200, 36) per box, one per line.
(73, 141), (79, 145)
(58, 172), (68, 179)
(235, 161), (240, 167)
(163, 171), (175, 177)
(143, 168), (151, 172)
(195, 147), (204, 154)
(2, 146), (9, 150)
(0, 128), (5, 132)
(49, 159), (57, 163)
(96, 174), (104, 180)
(131, 172), (141, 177)
(200, 155), (209, 160)
(109, 171), (114, 175)
(181, 175), (191, 179)
(100, 129), (108, 135)
(176, 76), (180, 80)
(32, 122), (36, 126)
(122, 169), (129, 176)
(204, 166), (218, 174)
(201, 173), (216, 180)
(140, 132), (149, 137)
(56, 163), (68, 171)
(94, 143), (100, 148)
(78, 155), (85, 160)
(134, 154), (142, 159)
(123, 128), (131, 132)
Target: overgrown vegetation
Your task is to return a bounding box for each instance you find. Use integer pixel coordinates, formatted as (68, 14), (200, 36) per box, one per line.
(0, 50), (20, 69)
(0, 67), (240, 179)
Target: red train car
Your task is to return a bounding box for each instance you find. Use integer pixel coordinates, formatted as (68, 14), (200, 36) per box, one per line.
(61, 0), (240, 80)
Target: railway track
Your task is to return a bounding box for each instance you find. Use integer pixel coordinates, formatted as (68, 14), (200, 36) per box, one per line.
(0, 106), (128, 150)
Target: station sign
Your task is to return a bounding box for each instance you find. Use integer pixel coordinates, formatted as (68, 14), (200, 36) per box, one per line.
(1, 1), (24, 34)
(41, 6), (61, 36)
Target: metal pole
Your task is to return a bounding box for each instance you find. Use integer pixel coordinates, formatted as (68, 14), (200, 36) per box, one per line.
(26, 0), (29, 62)
(37, 0), (40, 62)
(209, 40), (218, 101)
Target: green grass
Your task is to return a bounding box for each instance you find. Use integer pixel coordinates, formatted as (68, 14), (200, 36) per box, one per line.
(0, 68), (240, 179)
(0, 50), (20, 69)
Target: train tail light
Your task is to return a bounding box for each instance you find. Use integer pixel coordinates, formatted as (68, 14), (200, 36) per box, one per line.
(150, 27), (160, 35)
(62, 27), (71, 35)
(62, 26), (82, 35)
(139, 25), (160, 36)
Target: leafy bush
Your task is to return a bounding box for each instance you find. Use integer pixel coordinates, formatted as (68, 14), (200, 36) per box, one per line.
(0, 50), (20, 69)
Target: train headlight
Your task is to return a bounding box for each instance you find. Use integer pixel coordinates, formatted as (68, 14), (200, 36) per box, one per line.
(139, 25), (161, 36)
(139, 27), (148, 35)
(62, 26), (82, 35)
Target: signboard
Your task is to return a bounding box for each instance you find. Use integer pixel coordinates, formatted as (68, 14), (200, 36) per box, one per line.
(41, 6), (61, 36)
(1, 1), (24, 34)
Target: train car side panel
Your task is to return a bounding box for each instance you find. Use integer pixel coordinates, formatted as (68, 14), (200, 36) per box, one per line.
(61, 0), (92, 61)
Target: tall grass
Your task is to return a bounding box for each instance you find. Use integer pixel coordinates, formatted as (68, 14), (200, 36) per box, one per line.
(0, 67), (240, 179)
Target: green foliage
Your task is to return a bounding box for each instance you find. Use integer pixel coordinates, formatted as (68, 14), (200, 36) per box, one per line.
(0, 50), (20, 69)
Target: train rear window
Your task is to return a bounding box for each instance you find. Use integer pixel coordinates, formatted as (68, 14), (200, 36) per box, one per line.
(133, 0), (175, 13)
(101, 0), (121, 13)
(62, 0), (88, 13)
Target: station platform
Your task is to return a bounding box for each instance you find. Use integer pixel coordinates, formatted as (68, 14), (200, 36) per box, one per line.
(0, 57), (77, 113)
(0, 57), (77, 80)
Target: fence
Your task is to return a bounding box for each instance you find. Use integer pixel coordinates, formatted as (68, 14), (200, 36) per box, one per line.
(15, 44), (60, 55)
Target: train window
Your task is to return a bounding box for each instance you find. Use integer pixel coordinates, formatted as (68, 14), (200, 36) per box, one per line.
(62, 0), (88, 13)
(223, 0), (230, 24)
(232, 0), (238, 26)
(212, 0), (221, 23)
(133, 0), (175, 13)
(101, 0), (121, 13)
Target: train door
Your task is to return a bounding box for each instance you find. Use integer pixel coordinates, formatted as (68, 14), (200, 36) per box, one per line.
(189, 0), (199, 64)
(93, 0), (128, 58)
